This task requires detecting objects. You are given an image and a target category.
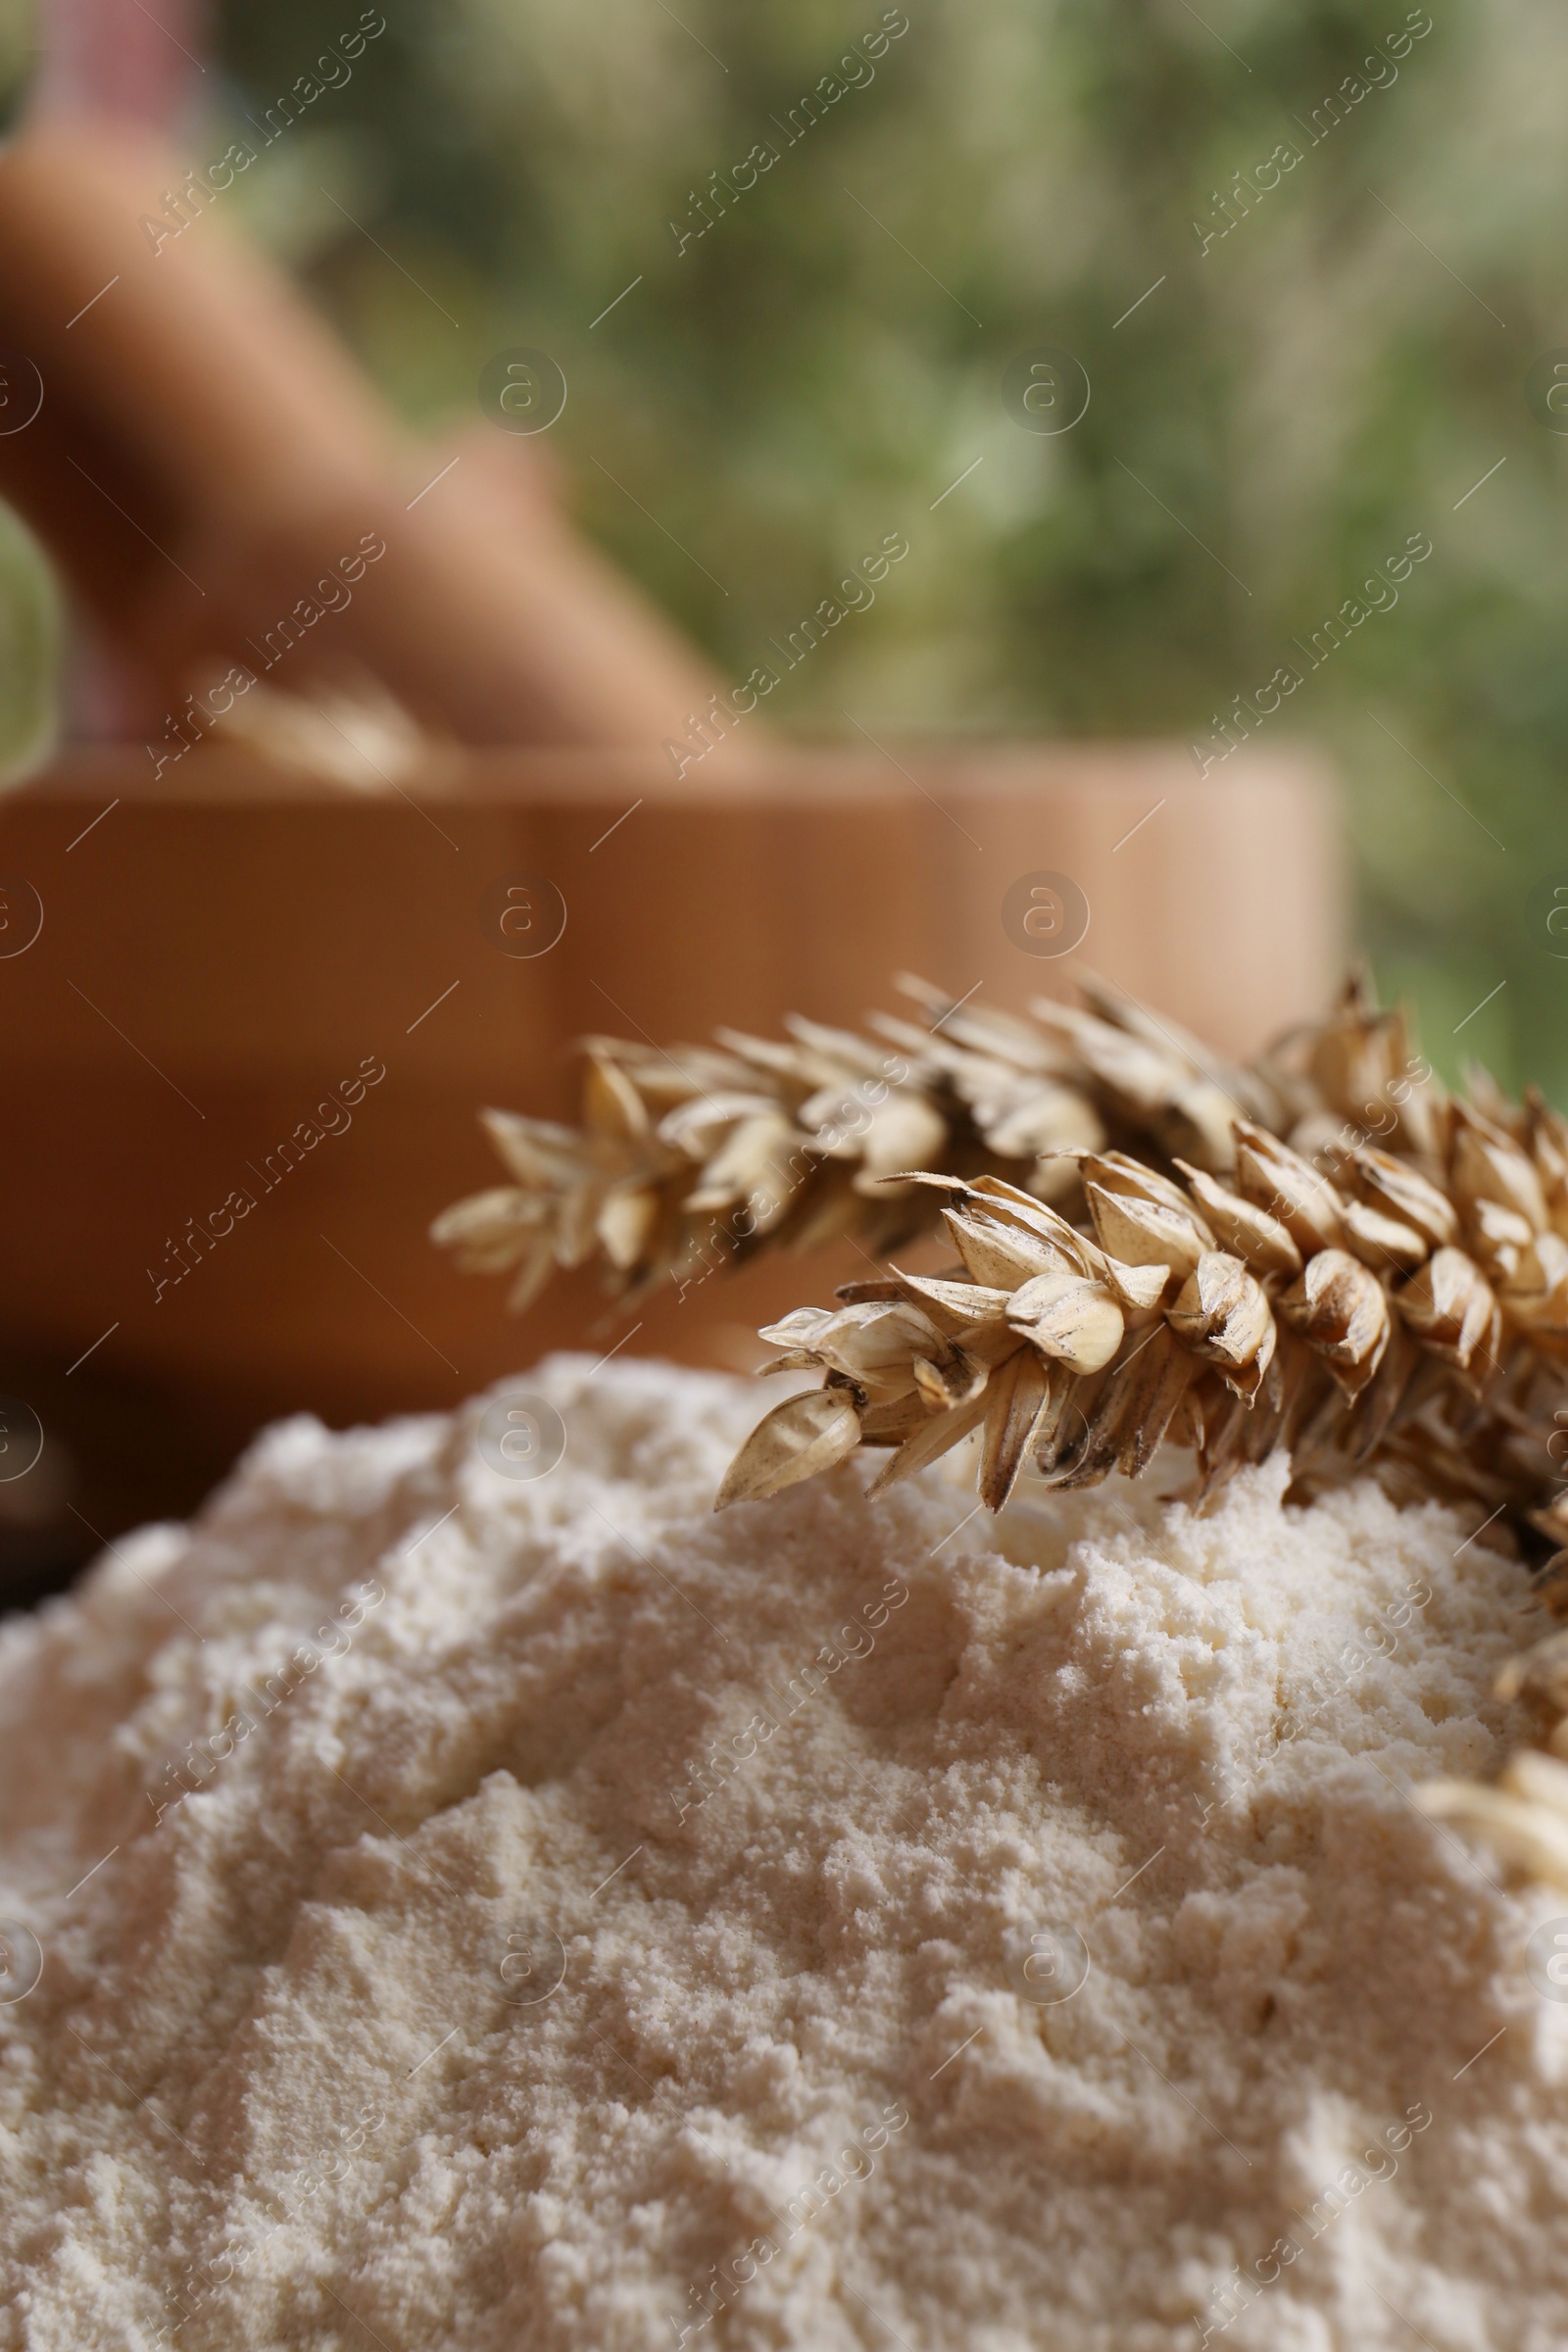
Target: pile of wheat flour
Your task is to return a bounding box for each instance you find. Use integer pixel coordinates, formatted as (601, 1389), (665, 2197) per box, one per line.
(2, 1355), (1566, 2350)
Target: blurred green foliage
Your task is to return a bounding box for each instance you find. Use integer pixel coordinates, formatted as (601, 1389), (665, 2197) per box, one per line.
(0, 0), (50, 790)
(13, 0), (1567, 1089)
(0, 0), (32, 130)
(0, 499), (56, 787)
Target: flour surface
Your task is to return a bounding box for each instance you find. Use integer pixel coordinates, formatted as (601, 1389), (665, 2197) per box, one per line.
(1, 1356), (1565, 2351)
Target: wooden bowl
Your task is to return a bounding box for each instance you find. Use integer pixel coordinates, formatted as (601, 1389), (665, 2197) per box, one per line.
(0, 738), (1341, 1594)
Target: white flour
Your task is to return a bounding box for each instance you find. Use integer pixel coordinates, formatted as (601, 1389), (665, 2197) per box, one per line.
(2, 1356), (1566, 2351)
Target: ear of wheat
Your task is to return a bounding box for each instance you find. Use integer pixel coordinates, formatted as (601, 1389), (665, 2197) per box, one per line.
(434, 965), (1568, 1887)
(433, 966), (1568, 1542)
(429, 969), (1284, 1313)
(711, 1105), (1568, 1526)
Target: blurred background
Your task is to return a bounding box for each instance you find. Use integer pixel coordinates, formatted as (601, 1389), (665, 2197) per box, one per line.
(0, 0), (1558, 1085)
(0, 0), (1557, 1600)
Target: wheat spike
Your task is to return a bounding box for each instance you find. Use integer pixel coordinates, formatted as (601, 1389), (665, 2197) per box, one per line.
(434, 964), (1568, 1888)
(433, 970), (1568, 1538)
(710, 1043), (1568, 1908)
(692, 974), (1568, 1553)
(431, 971), (1289, 1311)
